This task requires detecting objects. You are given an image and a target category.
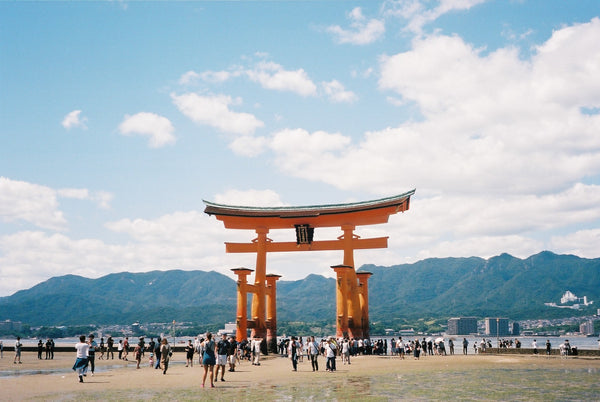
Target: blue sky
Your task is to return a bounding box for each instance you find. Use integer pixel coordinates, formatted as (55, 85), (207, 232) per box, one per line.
(1, 0), (599, 296)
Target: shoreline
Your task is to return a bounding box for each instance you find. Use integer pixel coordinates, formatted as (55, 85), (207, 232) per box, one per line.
(2, 351), (600, 400)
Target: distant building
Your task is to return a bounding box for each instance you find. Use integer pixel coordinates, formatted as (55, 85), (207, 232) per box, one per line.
(580, 320), (596, 336)
(484, 317), (510, 337)
(0, 319), (23, 333)
(447, 317), (478, 335)
(511, 322), (520, 336)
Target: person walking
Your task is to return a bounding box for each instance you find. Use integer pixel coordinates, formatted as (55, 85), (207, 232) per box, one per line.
(185, 339), (195, 367)
(201, 332), (216, 388)
(307, 336), (319, 371)
(72, 335), (89, 383)
(159, 338), (171, 375)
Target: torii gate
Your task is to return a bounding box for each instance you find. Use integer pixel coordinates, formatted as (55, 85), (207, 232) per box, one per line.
(203, 190), (415, 351)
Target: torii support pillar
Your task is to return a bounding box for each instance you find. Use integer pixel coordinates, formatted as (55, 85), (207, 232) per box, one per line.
(266, 274), (281, 353)
(356, 271), (373, 339)
(332, 264), (366, 339)
(231, 268), (254, 343)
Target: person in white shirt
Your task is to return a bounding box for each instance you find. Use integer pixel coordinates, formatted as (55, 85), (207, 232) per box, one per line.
(307, 336), (320, 371)
(342, 338), (350, 365)
(326, 338), (337, 372)
(72, 335), (90, 383)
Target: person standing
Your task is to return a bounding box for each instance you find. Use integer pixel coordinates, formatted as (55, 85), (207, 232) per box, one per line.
(227, 336), (238, 372)
(289, 336), (300, 371)
(88, 334), (98, 376)
(106, 336), (114, 360)
(154, 337), (162, 369)
(215, 334), (229, 381)
(252, 337), (262, 366)
(72, 335), (90, 383)
(325, 338), (336, 372)
(397, 337), (405, 359)
(99, 337), (105, 360)
(449, 339), (455, 355)
(462, 338), (469, 355)
(307, 336), (319, 371)
(342, 338), (350, 365)
(532, 339), (538, 355)
(37, 340), (43, 359)
(159, 338), (171, 375)
(117, 340), (123, 360)
(0, 340), (3, 358)
(545, 340), (552, 356)
(134, 341), (142, 369)
(202, 332), (216, 388)
(13, 337), (22, 364)
(122, 337), (129, 360)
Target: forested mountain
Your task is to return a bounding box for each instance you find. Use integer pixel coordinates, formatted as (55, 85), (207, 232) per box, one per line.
(0, 251), (597, 326)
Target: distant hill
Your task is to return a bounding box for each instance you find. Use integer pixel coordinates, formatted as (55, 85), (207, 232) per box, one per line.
(0, 251), (598, 326)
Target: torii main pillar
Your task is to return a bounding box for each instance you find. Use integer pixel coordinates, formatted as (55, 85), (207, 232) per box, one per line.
(204, 190), (415, 348)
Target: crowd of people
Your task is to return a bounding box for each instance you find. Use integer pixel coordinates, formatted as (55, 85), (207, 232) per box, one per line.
(1, 331), (592, 384)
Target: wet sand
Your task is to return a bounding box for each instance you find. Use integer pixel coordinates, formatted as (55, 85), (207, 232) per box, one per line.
(2, 351), (599, 400)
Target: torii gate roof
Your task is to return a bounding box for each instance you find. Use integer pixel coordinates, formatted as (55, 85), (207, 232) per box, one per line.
(203, 189), (415, 230)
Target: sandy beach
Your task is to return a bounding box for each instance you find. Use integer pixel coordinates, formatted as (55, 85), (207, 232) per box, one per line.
(2, 350), (600, 401)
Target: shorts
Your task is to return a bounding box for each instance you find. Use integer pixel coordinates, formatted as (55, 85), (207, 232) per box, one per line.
(228, 354), (236, 364)
(216, 354), (227, 365)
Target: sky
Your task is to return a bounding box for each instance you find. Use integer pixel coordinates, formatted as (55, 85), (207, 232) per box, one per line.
(1, 0), (600, 297)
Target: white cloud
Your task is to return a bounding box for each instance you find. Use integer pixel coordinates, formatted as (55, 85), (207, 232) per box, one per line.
(321, 80), (358, 103)
(172, 93), (264, 135)
(61, 110), (88, 130)
(327, 7), (385, 45)
(178, 70), (201, 85)
(118, 112), (176, 148)
(213, 189), (287, 207)
(245, 61), (317, 97)
(384, 0), (488, 34)
(267, 129), (352, 185)
(550, 229), (600, 258)
(0, 177), (67, 230)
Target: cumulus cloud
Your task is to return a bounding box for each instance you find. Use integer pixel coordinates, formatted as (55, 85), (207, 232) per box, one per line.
(245, 61), (317, 97)
(61, 110), (87, 130)
(259, 19), (600, 197)
(172, 93), (264, 135)
(321, 80), (358, 103)
(179, 59), (318, 97)
(118, 112), (176, 148)
(384, 0), (488, 34)
(0, 178), (113, 231)
(327, 7), (385, 45)
(0, 177), (67, 231)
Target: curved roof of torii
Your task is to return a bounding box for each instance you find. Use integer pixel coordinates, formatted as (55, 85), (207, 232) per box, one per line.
(203, 189), (415, 230)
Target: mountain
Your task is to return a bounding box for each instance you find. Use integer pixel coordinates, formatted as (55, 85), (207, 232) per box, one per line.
(0, 251), (598, 327)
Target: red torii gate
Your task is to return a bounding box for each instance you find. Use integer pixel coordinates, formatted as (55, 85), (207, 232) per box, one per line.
(203, 190), (415, 351)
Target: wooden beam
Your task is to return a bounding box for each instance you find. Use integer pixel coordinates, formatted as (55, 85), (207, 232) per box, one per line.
(225, 237), (388, 253)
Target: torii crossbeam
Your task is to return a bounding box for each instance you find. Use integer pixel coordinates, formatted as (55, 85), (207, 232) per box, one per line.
(204, 190), (415, 351)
